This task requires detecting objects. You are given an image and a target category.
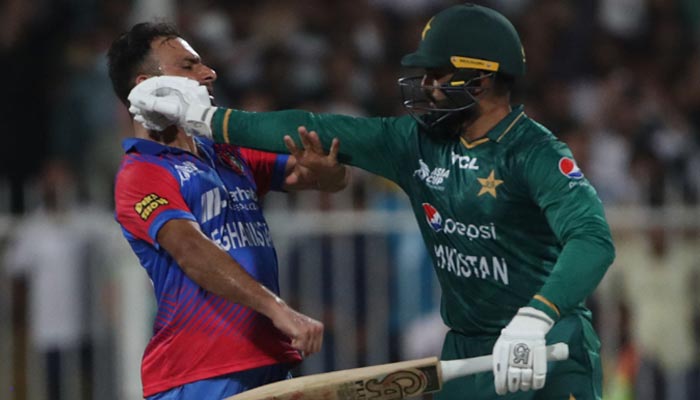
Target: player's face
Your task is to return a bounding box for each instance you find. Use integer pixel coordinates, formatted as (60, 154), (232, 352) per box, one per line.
(150, 37), (217, 96)
(421, 69), (454, 107)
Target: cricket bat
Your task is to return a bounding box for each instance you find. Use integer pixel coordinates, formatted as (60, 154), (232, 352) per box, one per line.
(226, 343), (568, 400)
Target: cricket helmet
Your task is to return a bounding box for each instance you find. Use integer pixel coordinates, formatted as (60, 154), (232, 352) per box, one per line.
(402, 3), (525, 76)
(398, 3), (525, 140)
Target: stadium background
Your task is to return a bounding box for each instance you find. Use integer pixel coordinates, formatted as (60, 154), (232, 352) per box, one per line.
(1, 0), (700, 399)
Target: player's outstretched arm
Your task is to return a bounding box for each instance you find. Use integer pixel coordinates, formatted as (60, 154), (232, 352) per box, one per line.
(157, 219), (323, 355)
(282, 126), (351, 193)
(128, 76), (411, 182)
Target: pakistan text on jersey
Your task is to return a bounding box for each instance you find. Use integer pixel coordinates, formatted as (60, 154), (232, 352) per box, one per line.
(210, 221), (274, 250)
(433, 244), (509, 285)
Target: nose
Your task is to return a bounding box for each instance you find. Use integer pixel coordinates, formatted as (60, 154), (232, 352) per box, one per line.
(421, 75), (441, 102)
(200, 64), (217, 85)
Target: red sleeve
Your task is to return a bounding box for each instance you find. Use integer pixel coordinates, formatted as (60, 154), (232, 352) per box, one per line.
(238, 148), (289, 196)
(115, 158), (195, 246)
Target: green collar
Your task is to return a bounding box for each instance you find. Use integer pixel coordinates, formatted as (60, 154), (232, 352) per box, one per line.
(485, 104), (526, 143)
(460, 105), (526, 149)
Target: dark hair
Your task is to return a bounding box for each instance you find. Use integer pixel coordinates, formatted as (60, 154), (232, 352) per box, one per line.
(107, 22), (181, 106)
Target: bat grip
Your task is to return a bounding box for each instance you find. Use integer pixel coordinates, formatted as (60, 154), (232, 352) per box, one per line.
(440, 342), (569, 383)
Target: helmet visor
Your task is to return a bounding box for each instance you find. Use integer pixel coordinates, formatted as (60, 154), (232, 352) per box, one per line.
(398, 70), (492, 114)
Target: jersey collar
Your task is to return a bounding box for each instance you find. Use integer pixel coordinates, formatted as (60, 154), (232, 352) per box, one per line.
(485, 104), (526, 143)
(459, 105), (526, 149)
(121, 137), (204, 155)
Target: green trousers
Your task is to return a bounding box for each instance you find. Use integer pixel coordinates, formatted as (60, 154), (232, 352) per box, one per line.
(436, 314), (602, 400)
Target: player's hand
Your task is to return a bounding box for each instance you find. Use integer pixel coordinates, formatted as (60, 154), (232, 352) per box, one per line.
(269, 302), (324, 356)
(283, 126), (349, 192)
(492, 307), (554, 395)
(128, 76), (215, 138)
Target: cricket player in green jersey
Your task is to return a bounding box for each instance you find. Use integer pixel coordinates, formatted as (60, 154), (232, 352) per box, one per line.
(127, 4), (615, 399)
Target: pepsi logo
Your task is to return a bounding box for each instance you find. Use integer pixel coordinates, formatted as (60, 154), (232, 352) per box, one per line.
(558, 157), (583, 180)
(422, 203), (443, 231)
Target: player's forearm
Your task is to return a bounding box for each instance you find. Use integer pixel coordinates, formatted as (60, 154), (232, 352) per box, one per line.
(210, 108), (401, 180)
(181, 239), (283, 314)
(159, 220), (285, 317)
(530, 234), (615, 319)
(212, 108), (293, 154)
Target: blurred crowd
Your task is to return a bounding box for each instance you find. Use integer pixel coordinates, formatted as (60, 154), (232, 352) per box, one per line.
(1, 0), (700, 399)
(2, 0), (700, 210)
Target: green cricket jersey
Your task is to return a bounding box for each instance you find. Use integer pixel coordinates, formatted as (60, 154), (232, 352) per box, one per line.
(211, 105), (615, 335)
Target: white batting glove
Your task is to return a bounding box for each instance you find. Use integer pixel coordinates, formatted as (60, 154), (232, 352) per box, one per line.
(492, 307), (554, 395)
(127, 76), (216, 138)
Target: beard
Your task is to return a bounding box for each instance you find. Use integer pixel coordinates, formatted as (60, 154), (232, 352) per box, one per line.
(418, 105), (482, 142)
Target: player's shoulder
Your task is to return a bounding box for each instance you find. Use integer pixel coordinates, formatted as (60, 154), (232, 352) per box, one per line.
(116, 152), (178, 187)
(503, 117), (576, 176)
(510, 116), (568, 154)
(118, 152), (173, 172)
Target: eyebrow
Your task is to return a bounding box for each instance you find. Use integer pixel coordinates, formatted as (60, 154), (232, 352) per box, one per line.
(180, 56), (202, 65)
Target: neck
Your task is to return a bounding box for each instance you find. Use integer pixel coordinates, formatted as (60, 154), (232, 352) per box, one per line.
(461, 101), (511, 142)
(133, 122), (199, 155)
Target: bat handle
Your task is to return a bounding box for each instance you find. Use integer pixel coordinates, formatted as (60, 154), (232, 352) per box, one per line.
(440, 343), (569, 383)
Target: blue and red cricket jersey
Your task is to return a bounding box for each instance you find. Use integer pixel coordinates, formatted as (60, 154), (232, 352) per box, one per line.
(114, 137), (301, 397)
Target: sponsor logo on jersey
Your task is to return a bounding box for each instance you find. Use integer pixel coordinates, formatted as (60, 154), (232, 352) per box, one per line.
(422, 203), (443, 231)
(422, 203), (497, 240)
(201, 187), (260, 223)
(451, 152), (479, 170)
(414, 159), (450, 190)
(175, 161), (202, 183)
(134, 193), (169, 221)
(201, 188), (227, 223)
(558, 157), (583, 180)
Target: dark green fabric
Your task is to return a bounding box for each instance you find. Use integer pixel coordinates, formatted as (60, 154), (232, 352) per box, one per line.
(437, 314), (602, 400)
(212, 108), (414, 182)
(400, 3), (525, 76)
(211, 105), (614, 335)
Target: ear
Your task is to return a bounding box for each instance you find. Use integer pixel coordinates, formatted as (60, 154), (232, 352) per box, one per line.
(135, 74), (152, 85)
(476, 71), (492, 88)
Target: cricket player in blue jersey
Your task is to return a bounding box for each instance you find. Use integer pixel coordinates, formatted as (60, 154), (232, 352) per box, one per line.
(108, 22), (349, 399)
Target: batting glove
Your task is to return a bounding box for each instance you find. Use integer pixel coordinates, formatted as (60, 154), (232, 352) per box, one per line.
(492, 307), (554, 395)
(127, 76), (216, 138)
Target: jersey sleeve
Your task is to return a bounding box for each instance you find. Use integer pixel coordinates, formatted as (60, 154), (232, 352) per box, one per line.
(114, 158), (197, 248)
(238, 148), (289, 196)
(519, 140), (615, 319)
(211, 108), (416, 184)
